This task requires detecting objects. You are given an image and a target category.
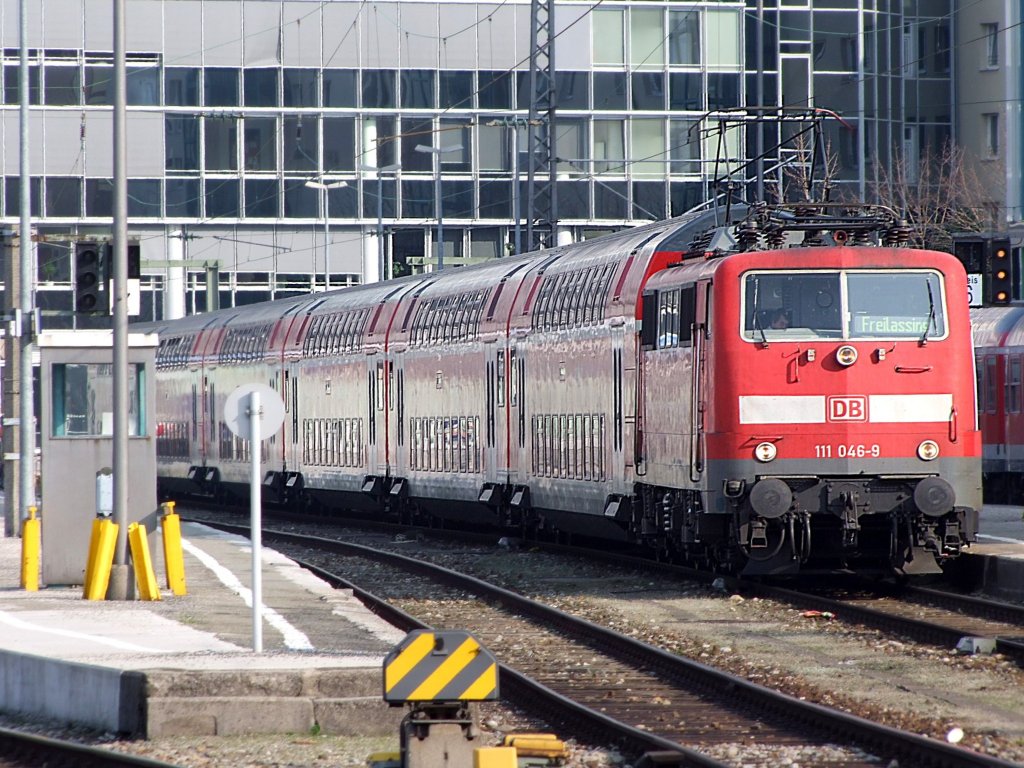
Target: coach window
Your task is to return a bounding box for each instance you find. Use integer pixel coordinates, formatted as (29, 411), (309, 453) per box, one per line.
(657, 289), (679, 348)
(1008, 358), (1022, 413)
(986, 357), (998, 413)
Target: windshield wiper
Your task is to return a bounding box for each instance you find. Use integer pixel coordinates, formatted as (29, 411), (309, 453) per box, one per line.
(751, 278), (768, 346)
(920, 279), (936, 344)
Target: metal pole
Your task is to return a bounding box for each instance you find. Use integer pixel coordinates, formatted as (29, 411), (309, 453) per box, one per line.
(323, 187), (330, 291)
(755, 0), (764, 202)
(249, 390), (263, 653)
(377, 173), (385, 282)
(512, 125), (522, 256)
(17, 0), (32, 533)
(109, 0), (130, 599)
(435, 165), (443, 271)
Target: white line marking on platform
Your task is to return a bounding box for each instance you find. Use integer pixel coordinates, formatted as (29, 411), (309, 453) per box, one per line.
(978, 533), (1024, 545)
(181, 538), (315, 651)
(0, 610), (172, 653)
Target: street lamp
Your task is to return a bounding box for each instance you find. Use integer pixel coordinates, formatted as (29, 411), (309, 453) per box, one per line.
(304, 178), (348, 290)
(359, 163), (401, 282)
(415, 143), (463, 271)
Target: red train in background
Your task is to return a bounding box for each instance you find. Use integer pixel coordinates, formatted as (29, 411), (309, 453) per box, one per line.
(137, 203), (982, 576)
(970, 305), (1024, 501)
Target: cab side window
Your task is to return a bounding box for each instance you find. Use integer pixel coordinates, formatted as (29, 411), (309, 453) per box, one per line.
(657, 285), (696, 348)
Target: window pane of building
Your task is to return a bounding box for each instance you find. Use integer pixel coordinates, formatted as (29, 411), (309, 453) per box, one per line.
(706, 10), (742, 67)
(632, 72), (665, 110)
(593, 9), (624, 66)
(243, 117), (276, 171)
(669, 10), (700, 65)
(670, 119), (700, 173)
(323, 116), (355, 171)
(556, 71), (589, 110)
(594, 180), (627, 219)
(165, 67), (199, 106)
(245, 68), (278, 107)
(363, 70), (396, 108)
(84, 66), (112, 105)
(128, 179), (162, 217)
(46, 177), (81, 217)
(127, 66), (159, 106)
(86, 178), (113, 217)
(594, 120), (625, 174)
(478, 122), (507, 172)
(559, 179), (589, 218)
(632, 181), (665, 220)
(364, 116), (398, 166)
(283, 117), (318, 171)
(45, 66), (80, 105)
(206, 178), (240, 218)
(630, 8), (664, 68)
(440, 119), (471, 171)
(402, 119), (435, 172)
(245, 178), (279, 218)
(165, 178), (200, 218)
(479, 180), (511, 218)
(205, 116), (239, 171)
(284, 68), (318, 107)
(442, 180), (472, 219)
(669, 72), (702, 110)
(323, 69), (357, 107)
(401, 70), (435, 109)
(166, 115), (200, 171)
(593, 72), (626, 110)
(283, 178), (317, 217)
(631, 119), (666, 177)
(362, 178), (398, 218)
(38, 242), (70, 283)
(439, 71), (472, 108)
(4, 64), (40, 104)
(4, 176), (41, 217)
(708, 72), (741, 109)
(478, 71), (511, 109)
(205, 68), (239, 106)
(670, 181), (703, 215)
(555, 119), (586, 174)
(327, 183), (358, 218)
(402, 179), (433, 217)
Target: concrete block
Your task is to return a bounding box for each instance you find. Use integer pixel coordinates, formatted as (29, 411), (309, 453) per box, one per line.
(146, 697), (315, 737)
(313, 697), (404, 736)
(300, 668), (381, 698)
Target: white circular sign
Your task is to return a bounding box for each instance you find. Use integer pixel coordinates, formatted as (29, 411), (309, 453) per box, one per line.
(224, 383), (286, 439)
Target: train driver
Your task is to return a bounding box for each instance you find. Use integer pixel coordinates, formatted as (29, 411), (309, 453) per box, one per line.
(769, 308), (790, 329)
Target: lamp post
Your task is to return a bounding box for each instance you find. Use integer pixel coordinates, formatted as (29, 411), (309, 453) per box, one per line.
(359, 163), (401, 282)
(415, 143), (463, 271)
(304, 178), (348, 290)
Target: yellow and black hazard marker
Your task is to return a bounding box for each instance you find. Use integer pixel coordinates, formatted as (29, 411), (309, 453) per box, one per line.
(383, 630), (498, 704)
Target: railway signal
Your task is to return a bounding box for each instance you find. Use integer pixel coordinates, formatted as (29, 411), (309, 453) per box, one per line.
(952, 233), (1016, 306)
(988, 237), (1013, 305)
(74, 242), (106, 314)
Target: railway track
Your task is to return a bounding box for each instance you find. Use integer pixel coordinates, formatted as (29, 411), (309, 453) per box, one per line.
(197, 518), (1020, 768)
(0, 726), (182, 768)
(736, 580), (1024, 664)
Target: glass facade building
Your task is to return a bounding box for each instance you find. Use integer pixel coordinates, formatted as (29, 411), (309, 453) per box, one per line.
(0, 0), (951, 323)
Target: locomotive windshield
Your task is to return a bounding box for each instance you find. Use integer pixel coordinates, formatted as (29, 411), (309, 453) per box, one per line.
(742, 270), (947, 342)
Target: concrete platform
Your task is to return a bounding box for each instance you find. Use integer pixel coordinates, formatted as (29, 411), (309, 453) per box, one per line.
(0, 522), (407, 738)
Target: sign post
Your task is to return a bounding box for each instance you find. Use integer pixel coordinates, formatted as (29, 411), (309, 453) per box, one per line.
(224, 383), (285, 653)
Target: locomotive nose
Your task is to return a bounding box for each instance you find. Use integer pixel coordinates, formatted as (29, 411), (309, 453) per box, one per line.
(914, 476), (956, 517)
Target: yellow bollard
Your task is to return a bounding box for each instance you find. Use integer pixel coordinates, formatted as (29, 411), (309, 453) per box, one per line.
(83, 519), (118, 600)
(128, 522), (161, 601)
(160, 501), (187, 596)
(83, 518), (103, 596)
(20, 506), (40, 591)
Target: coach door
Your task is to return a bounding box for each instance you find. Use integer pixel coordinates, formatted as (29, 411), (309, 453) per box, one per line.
(284, 365), (301, 472)
(689, 281), (710, 482)
(367, 355), (385, 477)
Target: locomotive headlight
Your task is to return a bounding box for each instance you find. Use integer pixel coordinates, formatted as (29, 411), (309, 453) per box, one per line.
(917, 440), (940, 461)
(754, 442), (778, 462)
(836, 345), (858, 366)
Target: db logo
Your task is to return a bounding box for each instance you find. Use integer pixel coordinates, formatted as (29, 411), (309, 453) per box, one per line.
(827, 396), (867, 422)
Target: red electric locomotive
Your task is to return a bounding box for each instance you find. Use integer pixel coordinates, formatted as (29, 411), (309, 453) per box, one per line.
(140, 204), (980, 576)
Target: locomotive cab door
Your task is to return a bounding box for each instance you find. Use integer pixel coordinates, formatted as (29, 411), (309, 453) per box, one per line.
(689, 281), (711, 482)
